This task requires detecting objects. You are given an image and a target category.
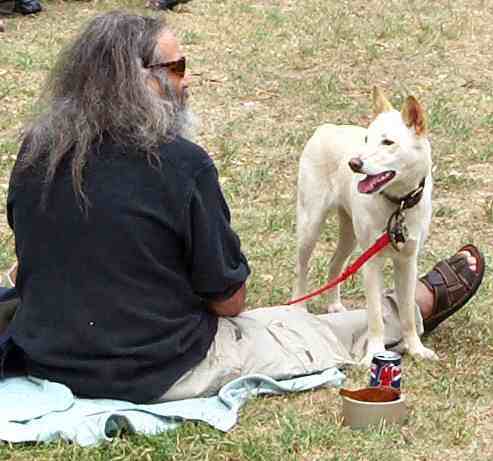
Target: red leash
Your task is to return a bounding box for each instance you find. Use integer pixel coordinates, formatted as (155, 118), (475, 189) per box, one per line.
(287, 232), (391, 305)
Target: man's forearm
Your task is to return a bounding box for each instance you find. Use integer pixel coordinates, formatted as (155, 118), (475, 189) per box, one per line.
(208, 283), (246, 317)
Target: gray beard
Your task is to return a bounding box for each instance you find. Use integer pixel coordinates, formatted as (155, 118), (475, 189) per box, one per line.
(175, 104), (198, 141)
(160, 77), (199, 141)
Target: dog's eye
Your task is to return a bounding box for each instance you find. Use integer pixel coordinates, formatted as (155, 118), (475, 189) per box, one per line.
(382, 139), (394, 146)
(364, 136), (368, 143)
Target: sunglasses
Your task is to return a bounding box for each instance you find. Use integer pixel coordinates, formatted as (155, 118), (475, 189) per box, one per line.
(146, 56), (186, 78)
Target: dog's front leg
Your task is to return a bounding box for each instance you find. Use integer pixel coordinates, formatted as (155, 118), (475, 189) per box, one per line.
(394, 254), (438, 360)
(361, 258), (386, 366)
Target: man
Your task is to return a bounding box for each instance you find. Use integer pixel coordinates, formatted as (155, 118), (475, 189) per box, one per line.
(3, 12), (485, 404)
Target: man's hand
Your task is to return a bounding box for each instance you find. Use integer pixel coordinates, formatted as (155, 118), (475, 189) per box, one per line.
(208, 283), (246, 317)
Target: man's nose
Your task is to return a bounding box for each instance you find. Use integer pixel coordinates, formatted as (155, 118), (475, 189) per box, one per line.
(348, 157), (363, 173)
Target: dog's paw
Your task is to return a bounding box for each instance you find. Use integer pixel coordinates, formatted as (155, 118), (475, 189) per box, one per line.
(409, 345), (439, 361)
(359, 353), (374, 367)
(403, 336), (439, 361)
(326, 302), (347, 313)
(359, 351), (382, 367)
(359, 340), (386, 367)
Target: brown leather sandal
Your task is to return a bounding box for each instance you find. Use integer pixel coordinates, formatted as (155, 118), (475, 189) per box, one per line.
(420, 244), (485, 333)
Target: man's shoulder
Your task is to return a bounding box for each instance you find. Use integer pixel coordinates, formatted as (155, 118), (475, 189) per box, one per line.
(159, 136), (214, 179)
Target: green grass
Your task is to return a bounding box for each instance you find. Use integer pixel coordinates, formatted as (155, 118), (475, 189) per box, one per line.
(1, 0), (492, 459)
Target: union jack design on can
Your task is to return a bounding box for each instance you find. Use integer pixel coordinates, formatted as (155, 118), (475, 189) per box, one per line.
(369, 351), (402, 390)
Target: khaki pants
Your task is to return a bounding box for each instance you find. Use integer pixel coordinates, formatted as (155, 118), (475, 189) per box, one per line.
(161, 292), (424, 401)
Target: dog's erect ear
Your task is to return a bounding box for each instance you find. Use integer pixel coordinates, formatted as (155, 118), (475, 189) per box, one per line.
(401, 96), (427, 136)
(372, 87), (394, 116)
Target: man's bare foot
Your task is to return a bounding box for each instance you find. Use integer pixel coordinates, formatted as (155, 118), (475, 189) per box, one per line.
(0, 20), (5, 33)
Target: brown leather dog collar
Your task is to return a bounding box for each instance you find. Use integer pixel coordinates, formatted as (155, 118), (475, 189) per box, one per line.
(381, 177), (426, 211)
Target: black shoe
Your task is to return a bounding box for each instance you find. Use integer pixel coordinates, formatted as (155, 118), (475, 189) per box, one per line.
(14, 0), (42, 15)
(152, 0), (191, 10)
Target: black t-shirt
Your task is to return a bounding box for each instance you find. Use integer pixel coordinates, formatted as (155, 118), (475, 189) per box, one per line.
(6, 135), (250, 403)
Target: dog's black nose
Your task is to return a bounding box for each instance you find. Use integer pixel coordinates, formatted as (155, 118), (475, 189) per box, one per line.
(348, 157), (363, 173)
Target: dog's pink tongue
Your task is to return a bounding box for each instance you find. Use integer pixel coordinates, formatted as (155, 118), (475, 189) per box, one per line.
(358, 175), (379, 194)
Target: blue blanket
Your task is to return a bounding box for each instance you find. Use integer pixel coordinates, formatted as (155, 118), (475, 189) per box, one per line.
(0, 368), (345, 446)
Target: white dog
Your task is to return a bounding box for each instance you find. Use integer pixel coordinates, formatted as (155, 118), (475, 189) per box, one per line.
(293, 87), (437, 364)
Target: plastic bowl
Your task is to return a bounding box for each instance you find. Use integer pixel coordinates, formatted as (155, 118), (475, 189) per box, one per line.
(341, 394), (407, 429)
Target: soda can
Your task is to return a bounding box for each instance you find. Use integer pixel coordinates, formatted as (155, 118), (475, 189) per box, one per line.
(369, 351), (402, 390)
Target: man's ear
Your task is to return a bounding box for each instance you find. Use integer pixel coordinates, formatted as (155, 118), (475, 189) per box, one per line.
(401, 96), (427, 136)
(372, 86), (394, 117)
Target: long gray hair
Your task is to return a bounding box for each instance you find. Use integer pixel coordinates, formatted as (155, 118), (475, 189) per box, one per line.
(15, 12), (185, 208)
